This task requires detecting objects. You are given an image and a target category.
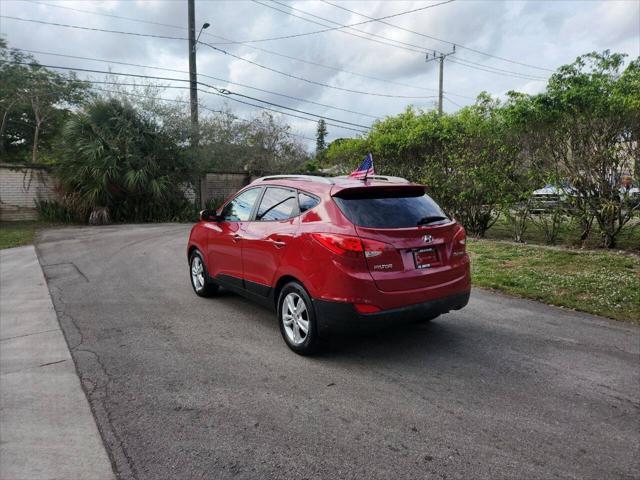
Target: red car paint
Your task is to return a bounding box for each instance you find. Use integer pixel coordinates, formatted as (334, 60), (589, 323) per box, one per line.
(188, 176), (470, 323)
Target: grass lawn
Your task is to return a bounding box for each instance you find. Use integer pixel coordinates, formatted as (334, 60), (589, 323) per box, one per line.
(485, 214), (640, 252)
(0, 221), (57, 250)
(468, 239), (640, 324)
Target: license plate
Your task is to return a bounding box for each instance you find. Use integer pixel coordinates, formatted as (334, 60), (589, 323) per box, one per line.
(414, 248), (439, 269)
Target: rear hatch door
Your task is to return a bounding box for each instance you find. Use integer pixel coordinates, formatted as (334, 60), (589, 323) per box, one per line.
(332, 185), (460, 292)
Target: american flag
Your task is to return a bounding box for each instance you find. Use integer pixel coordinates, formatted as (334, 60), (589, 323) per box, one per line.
(349, 153), (375, 179)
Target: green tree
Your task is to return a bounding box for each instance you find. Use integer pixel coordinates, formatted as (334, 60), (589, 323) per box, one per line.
(514, 51), (640, 247)
(315, 118), (328, 162)
(327, 101), (518, 237)
(199, 110), (308, 174)
(56, 98), (193, 222)
(324, 137), (368, 171)
(0, 40), (87, 163)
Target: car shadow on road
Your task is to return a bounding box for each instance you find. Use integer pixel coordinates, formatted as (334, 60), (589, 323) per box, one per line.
(208, 288), (481, 364)
(320, 318), (467, 359)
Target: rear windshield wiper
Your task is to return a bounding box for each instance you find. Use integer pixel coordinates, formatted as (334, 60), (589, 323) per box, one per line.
(417, 215), (447, 226)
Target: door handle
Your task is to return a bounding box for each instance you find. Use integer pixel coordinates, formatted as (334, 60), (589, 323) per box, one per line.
(232, 234), (243, 243)
(272, 240), (286, 248)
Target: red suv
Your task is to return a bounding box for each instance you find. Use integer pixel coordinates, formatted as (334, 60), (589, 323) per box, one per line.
(187, 175), (470, 354)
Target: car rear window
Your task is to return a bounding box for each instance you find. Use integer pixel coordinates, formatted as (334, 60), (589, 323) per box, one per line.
(333, 191), (448, 228)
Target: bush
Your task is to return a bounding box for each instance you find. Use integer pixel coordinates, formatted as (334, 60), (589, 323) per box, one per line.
(36, 193), (87, 223)
(54, 98), (195, 223)
(205, 195), (228, 212)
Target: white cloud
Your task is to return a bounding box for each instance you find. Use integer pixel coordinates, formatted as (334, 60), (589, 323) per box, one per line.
(1, 0), (638, 146)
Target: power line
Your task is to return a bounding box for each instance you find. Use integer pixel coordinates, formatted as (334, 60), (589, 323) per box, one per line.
(1, 16), (438, 100)
(24, 0), (188, 31)
(219, 0), (455, 45)
(6, 79), (316, 142)
(210, 93), (366, 135)
(15, 48), (382, 120)
(1, 15), (184, 41)
(443, 96), (464, 109)
(112, 90), (317, 143)
(198, 40), (436, 99)
(320, 0), (554, 73)
(252, 0), (425, 55)
(21, 1), (478, 99)
(447, 57), (544, 81)
(17, 1), (541, 93)
(248, 1), (546, 81)
(24, 0), (464, 97)
(9, 60), (369, 133)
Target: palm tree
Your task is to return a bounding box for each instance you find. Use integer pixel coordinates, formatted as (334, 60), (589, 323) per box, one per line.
(57, 98), (191, 222)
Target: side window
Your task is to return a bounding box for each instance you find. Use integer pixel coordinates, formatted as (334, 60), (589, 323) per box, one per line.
(221, 188), (261, 222)
(256, 187), (297, 221)
(298, 192), (320, 213)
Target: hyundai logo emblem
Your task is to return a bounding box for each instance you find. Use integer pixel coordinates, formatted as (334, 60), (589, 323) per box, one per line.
(423, 234), (433, 243)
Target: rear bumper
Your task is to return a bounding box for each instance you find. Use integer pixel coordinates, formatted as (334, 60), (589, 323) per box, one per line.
(313, 290), (470, 335)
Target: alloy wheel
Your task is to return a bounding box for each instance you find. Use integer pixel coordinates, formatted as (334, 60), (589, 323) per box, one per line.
(191, 255), (205, 292)
(281, 292), (309, 345)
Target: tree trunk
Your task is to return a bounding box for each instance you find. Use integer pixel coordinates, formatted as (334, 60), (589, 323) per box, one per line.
(32, 121), (41, 164)
(579, 216), (592, 242)
(0, 101), (16, 155)
(602, 232), (616, 249)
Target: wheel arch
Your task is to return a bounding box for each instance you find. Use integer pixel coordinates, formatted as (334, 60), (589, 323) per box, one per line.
(273, 274), (306, 308)
(187, 244), (199, 259)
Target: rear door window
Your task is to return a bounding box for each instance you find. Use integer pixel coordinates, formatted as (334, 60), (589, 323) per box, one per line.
(256, 187), (298, 221)
(221, 188), (261, 222)
(334, 191), (448, 228)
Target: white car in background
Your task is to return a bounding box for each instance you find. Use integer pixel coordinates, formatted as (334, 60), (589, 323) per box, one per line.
(530, 183), (639, 212)
(622, 186), (640, 206)
(530, 184), (575, 212)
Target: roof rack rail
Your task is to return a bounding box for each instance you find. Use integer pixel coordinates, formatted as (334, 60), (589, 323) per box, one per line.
(253, 175), (335, 184)
(334, 175), (410, 184)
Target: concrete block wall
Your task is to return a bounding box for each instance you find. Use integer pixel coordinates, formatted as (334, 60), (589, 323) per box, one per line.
(0, 165), (58, 221)
(200, 172), (252, 208)
(1, 167), (273, 220)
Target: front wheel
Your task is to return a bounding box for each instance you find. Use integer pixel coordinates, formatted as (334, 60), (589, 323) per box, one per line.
(189, 250), (219, 297)
(277, 282), (320, 355)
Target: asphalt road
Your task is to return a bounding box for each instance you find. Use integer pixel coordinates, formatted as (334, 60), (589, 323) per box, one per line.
(35, 224), (639, 480)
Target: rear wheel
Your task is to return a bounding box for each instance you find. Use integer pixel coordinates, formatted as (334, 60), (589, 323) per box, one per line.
(189, 250), (219, 297)
(278, 282), (319, 355)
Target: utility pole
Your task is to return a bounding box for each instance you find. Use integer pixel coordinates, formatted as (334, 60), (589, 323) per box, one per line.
(187, 0), (209, 207)
(426, 46), (456, 115)
(187, 0), (198, 144)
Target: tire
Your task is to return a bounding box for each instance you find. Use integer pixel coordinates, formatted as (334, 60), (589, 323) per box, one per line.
(277, 282), (320, 355)
(189, 250), (219, 297)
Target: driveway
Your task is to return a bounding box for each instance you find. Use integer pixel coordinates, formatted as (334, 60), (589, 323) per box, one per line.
(35, 224), (639, 480)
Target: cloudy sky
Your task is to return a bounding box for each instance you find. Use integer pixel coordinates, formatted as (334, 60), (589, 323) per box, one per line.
(1, 0), (638, 147)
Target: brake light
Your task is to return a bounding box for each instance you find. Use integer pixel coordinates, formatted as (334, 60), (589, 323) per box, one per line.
(311, 233), (363, 257)
(452, 226), (467, 257)
(361, 238), (390, 257)
(311, 233), (390, 259)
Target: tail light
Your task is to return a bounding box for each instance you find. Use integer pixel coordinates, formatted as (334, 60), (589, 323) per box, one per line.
(452, 226), (467, 257)
(311, 233), (390, 259)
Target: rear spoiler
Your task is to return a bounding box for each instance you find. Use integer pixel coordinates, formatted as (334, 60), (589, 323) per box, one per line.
(333, 175), (410, 184)
(331, 184), (425, 199)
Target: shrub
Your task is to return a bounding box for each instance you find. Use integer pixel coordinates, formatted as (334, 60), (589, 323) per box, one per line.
(36, 192), (88, 223)
(54, 98), (195, 223)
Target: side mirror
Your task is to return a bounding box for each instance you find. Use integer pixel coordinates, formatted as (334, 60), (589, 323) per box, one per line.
(199, 209), (220, 222)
